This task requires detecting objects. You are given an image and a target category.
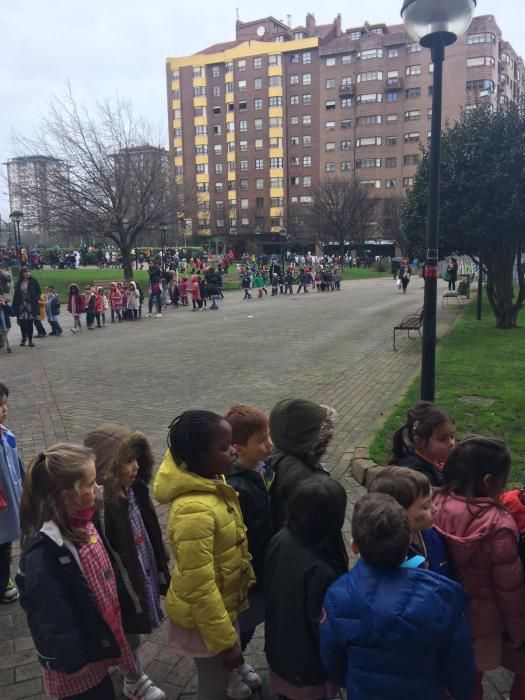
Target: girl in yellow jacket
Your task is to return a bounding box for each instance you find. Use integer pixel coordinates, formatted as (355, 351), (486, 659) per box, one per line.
(154, 410), (257, 700)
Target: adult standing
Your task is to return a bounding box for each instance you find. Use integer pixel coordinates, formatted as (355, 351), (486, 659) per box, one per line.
(11, 268), (41, 347)
(146, 261), (162, 318)
(446, 257), (458, 291)
(205, 266), (221, 310)
(398, 260), (412, 294)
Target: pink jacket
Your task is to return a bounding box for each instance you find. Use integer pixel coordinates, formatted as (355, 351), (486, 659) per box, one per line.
(434, 492), (525, 644)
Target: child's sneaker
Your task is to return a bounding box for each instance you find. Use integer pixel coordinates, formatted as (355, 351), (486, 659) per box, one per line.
(238, 662), (261, 690)
(155, 313), (162, 318)
(2, 579), (19, 603)
(123, 673), (166, 700)
(226, 669), (252, 699)
(145, 313), (152, 318)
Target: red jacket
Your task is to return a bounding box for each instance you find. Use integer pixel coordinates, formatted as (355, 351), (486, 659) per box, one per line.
(434, 492), (525, 644)
(95, 294), (103, 314)
(502, 489), (525, 532)
(67, 293), (85, 315)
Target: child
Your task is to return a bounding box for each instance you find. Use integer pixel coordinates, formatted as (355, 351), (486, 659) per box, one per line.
(84, 285), (96, 330)
(109, 282), (122, 323)
(0, 384), (23, 602)
(94, 287), (103, 327)
(67, 283), (84, 333)
(369, 466), (451, 577)
(433, 436), (525, 700)
(320, 493), (474, 700)
(225, 405), (274, 659)
(271, 273), (279, 297)
(285, 270), (294, 294)
(198, 276), (207, 309)
(502, 474), (525, 566)
(34, 291), (48, 337)
(278, 272), (284, 295)
(84, 424), (170, 700)
(269, 398), (337, 528)
(127, 281), (140, 320)
(179, 276), (189, 307)
(241, 273), (252, 300)
(253, 272), (265, 299)
(98, 287), (108, 327)
(120, 284), (129, 320)
(153, 410), (256, 700)
(390, 402), (455, 486)
(0, 296), (12, 352)
(264, 475), (348, 700)
(16, 444), (138, 700)
(190, 274), (201, 311)
(46, 286), (63, 335)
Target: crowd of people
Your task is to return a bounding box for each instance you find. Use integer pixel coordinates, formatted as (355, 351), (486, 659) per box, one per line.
(1, 384), (525, 700)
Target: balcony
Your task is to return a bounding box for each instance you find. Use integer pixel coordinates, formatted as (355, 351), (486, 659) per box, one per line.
(339, 83), (355, 96)
(386, 77), (403, 90)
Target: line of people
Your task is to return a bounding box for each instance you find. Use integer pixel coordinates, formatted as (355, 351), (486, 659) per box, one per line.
(2, 389), (525, 699)
(241, 267), (342, 300)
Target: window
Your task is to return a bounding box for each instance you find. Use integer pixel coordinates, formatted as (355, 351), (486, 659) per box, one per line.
(358, 114), (382, 125)
(174, 165), (183, 175)
(239, 101), (247, 111)
(193, 66), (204, 78)
(193, 86), (206, 96)
(174, 128), (182, 137)
(270, 117), (283, 127)
(268, 54), (281, 65)
(290, 136), (299, 146)
(341, 118), (352, 129)
(228, 142), (236, 153)
(225, 61), (234, 73)
(350, 31), (361, 41)
(254, 78), (263, 90)
(341, 76), (353, 87)
(325, 162), (336, 172)
(303, 94), (312, 105)
(253, 56), (262, 69)
(175, 147), (183, 156)
(270, 157), (283, 169)
(405, 110), (420, 121)
(172, 69), (180, 81)
(325, 142), (336, 152)
(359, 48), (383, 60)
(341, 98), (352, 108)
(386, 157), (397, 167)
(341, 161), (352, 171)
(213, 85), (221, 97)
(358, 71), (383, 82)
(403, 177), (414, 187)
(256, 197), (264, 208)
(290, 74), (299, 85)
(386, 136), (397, 145)
(172, 90), (180, 100)
(256, 178), (264, 189)
(226, 122), (234, 132)
(302, 52), (311, 64)
(466, 79), (495, 92)
(214, 182), (223, 192)
(387, 91), (399, 102)
(237, 59), (246, 72)
(227, 103), (235, 113)
(213, 144), (222, 155)
(303, 155), (312, 167)
(239, 140), (248, 151)
(467, 56), (495, 68)
(427, 107), (433, 118)
(271, 217), (283, 228)
(387, 47), (400, 58)
(404, 154), (419, 165)
(196, 163), (208, 174)
(385, 179), (396, 188)
(228, 161), (236, 172)
(386, 114), (398, 124)
(370, 27), (384, 35)
(254, 98), (263, 110)
(359, 179), (381, 188)
(239, 160), (248, 171)
(269, 96), (282, 107)
(404, 132), (420, 143)
(290, 95), (300, 105)
(341, 140), (352, 150)
(291, 176), (300, 185)
(254, 119), (263, 130)
(405, 87), (421, 98)
(406, 65), (422, 75)
(356, 158), (381, 168)
(303, 73), (312, 85)
(325, 121), (336, 130)
(269, 75), (282, 87)
(174, 108), (182, 119)
(467, 32), (496, 45)
(326, 57), (336, 67)
(429, 63), (434, 73)
(357, 93), (383, 103)
(342, 54), (353, 64)
(356, 136), (382, 147)
(303, 176), (312, 186)
(239, 120), (247, 132)
(294, 31), (306, 40)
(195, 125), (207, 135)
(240, 198), (249, 209)
(255, 159), (264, 170)
(290, 115), (299, 125)
(303, 135), (312, 147)
(212, 106), (221, 116)
(226, 81), (234, 93)
(290, 156), (300, 166)
(290, 53), (300, 64)
(300, 195), (314, 204)
(302, 114), (312, 125)
(238, 80), (247, 91)
(239, 179), (248, 191)
(407, 42), (422, 53)
(325, 100), (336, 109)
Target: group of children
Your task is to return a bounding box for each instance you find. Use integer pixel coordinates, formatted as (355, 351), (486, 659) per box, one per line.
(241, 267), (342, 300)
(1, 386), (525, 700)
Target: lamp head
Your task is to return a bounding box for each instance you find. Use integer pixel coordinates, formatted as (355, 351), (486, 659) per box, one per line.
(401, 0), (476, 48)
(9, 209), (23, 223)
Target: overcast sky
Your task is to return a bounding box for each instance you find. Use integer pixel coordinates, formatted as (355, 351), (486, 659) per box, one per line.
(2, 0), (523, 217)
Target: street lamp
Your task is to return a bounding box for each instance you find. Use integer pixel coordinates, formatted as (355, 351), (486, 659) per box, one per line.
(279, 228), (288, 270)
(9, 210), (23, 261)
(401, 0), (476, 401)
(159, 222), (168, 271)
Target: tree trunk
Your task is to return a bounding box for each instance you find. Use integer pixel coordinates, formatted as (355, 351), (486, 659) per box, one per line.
(485, 253), (521, 329)
(121, 248), (134, 280)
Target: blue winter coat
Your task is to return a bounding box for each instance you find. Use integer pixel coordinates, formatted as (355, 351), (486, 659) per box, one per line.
(0, 427), (23, 544)
(320, 558), (475, 700)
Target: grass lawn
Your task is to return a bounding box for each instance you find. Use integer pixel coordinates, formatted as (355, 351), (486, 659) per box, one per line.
(369, 297), (525, 485)
(340, 268), (391, 280)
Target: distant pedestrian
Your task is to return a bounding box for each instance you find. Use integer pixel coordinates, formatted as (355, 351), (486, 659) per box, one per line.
(11, 267), (41, 347)
(446, 257), (458, 291)
(68, 283), (84, 333)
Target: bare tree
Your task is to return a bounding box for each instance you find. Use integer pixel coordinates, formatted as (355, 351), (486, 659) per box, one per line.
(13, 86), (184, 278)
(286, 200), (316, 246)
(311, 177), (377, 258)
(382, 196), (408, 255)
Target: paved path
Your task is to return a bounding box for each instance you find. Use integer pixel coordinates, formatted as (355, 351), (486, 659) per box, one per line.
(1, 278), (511, 698)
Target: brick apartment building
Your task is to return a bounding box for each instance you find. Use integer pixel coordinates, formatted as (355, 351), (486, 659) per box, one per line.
(167, 13), (524, 256)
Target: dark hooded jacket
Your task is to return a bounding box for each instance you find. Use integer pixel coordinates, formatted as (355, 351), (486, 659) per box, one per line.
(268, 399), (332, 528)
(84, 423), (170, 634)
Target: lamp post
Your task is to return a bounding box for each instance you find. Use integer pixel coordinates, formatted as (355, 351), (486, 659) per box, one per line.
(401, 0), (476, 401)
(279, 228), (288, 270)
(160, 222), (168, 272)
(9, 210), (23, 261)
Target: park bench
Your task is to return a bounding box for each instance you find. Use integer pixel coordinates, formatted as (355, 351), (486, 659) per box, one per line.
(393, 307), (424, 351)
(442, 276), (471, 307)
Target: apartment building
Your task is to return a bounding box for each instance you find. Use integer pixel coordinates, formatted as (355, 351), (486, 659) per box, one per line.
(167, 13), (524, 254)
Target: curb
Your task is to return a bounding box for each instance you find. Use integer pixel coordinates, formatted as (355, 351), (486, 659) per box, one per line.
(351, 446), (384, 488)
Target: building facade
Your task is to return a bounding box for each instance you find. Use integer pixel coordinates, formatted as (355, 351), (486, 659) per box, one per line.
(167, 13), (524, 255)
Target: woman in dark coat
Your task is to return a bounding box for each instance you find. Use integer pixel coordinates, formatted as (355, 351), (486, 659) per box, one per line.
(11, 268), (41, 347)
(446, 257), (458, 291)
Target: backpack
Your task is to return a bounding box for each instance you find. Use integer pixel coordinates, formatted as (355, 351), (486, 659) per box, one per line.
(51, 296), (61, 315)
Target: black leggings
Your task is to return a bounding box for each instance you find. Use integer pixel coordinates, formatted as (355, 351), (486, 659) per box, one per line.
(62, 674), (115, 699)
(18, 319), (33, 341)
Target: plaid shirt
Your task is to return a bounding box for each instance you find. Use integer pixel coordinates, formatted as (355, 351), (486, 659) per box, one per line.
(43, 522), (137, 697)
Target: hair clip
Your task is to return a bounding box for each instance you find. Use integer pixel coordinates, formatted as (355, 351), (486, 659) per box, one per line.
(412, 420), (420, 433)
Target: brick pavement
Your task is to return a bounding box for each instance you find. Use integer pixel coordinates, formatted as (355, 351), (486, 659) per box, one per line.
(0, 277), (511, 698)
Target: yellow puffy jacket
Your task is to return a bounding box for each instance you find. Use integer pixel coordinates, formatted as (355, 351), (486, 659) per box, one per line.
(153, 451), (255, 654)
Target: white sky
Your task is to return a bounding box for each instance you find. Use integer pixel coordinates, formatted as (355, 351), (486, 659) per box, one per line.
(1, 0), (523, 218)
